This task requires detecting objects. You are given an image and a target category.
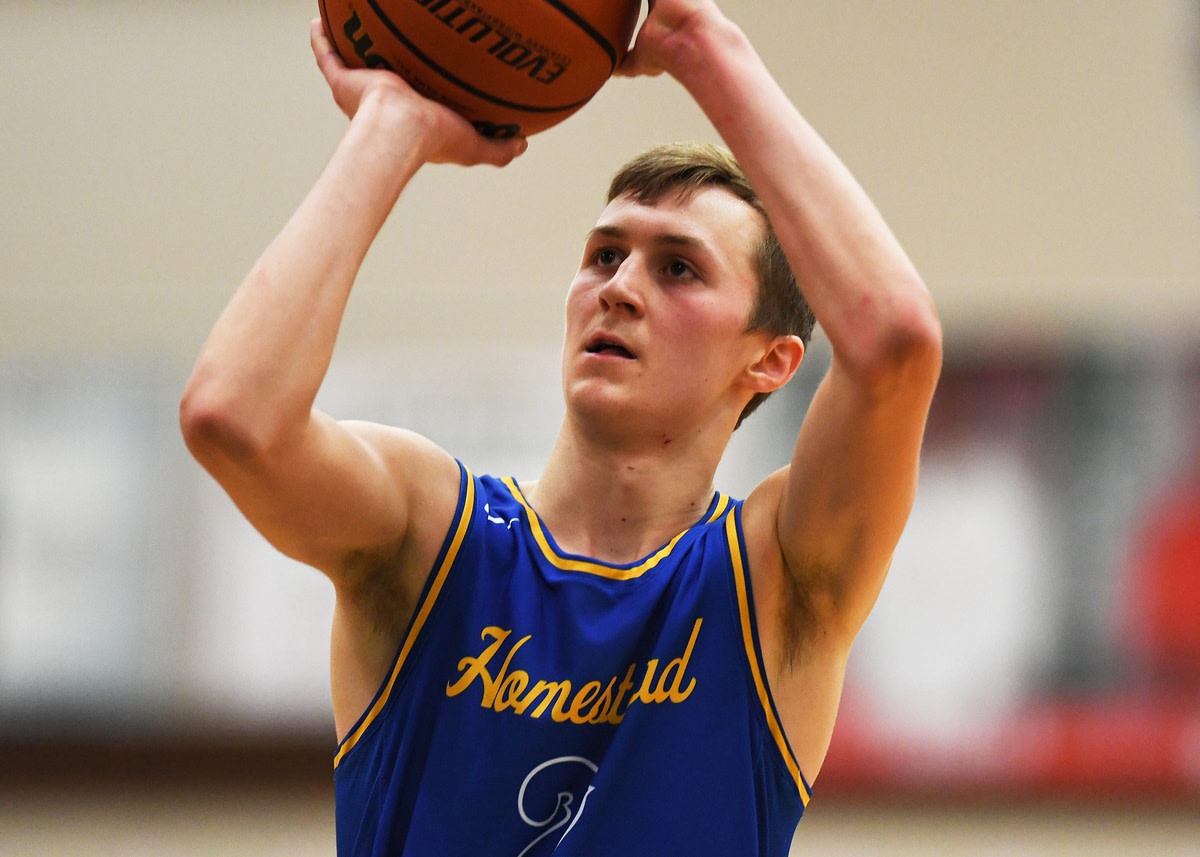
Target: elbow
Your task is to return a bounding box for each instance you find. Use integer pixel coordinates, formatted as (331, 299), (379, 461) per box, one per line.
(179, 373), (266, 472)
(891, 289), (943, 378)
(851, 284), (943, 395)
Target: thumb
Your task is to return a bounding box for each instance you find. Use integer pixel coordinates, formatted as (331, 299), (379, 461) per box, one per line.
(479, 135), (530, 167)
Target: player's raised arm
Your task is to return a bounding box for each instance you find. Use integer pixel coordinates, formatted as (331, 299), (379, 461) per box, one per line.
(623, 0), (942, 769)
(180, 22), (526, 585)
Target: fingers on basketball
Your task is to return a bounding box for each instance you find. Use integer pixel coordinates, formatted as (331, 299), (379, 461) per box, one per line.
(317, 0), (642, 137)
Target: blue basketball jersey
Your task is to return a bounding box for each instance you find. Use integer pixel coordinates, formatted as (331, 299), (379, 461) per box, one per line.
(333, 463), (811, 856)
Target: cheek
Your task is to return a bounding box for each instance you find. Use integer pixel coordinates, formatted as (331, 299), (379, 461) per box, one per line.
(566, 270), (603, 302)
(564, 279), (592, 321)
(670, 295), (739, 342)
(664, 301), (753, 371)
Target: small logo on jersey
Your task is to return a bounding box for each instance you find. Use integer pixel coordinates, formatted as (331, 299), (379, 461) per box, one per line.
(516, 756), (597, 857)
(445, 619), (703, 724)
(485, 502), (520, 529)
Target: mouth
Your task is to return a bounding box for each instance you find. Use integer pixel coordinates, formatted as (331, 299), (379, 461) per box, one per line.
(584, 334), (636, 360)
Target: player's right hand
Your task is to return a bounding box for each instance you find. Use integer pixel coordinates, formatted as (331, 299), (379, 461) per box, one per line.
(309, 18), (527, 168)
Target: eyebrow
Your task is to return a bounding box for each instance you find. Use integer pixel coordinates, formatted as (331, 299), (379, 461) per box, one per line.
(585, 224), (708, 252)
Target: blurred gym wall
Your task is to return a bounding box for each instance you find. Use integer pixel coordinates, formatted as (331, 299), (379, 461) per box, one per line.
(1, 0), (1199, 803)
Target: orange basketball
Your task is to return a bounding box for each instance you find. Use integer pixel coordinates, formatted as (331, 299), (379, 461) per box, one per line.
(318, 0), (643, 137)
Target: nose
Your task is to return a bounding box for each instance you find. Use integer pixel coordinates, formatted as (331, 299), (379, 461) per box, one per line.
(597, 258), (644, 317)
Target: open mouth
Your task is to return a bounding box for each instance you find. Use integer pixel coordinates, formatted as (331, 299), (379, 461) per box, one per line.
(585, 336), (636, 359)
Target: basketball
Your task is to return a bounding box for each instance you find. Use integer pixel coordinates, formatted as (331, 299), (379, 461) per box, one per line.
(317, 0), (643, 138)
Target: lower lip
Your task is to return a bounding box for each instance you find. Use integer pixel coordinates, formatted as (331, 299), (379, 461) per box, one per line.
(585, 349), (635, 361)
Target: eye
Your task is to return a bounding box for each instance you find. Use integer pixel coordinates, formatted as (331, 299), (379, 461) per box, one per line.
(665, 259), (696, 280)
(593, 247), (622, 267)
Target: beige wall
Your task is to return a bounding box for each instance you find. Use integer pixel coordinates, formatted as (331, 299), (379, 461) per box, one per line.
(2, 1), (1198, 360)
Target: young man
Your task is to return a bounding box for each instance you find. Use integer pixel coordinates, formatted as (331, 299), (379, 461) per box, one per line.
(181, 1), (942, 854)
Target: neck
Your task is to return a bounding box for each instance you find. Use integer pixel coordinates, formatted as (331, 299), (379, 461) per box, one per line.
(522, 414), (730, 564)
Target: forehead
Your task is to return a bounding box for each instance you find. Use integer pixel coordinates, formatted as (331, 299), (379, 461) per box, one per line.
(593, 187), (764, 273)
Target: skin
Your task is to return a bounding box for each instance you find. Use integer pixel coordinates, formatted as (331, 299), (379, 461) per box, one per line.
(180, 0), (942, 788)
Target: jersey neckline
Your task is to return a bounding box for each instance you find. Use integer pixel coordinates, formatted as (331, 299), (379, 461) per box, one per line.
(499, 477), (732, 581)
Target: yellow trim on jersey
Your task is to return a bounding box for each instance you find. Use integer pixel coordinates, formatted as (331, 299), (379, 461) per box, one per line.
(725, 511), (811, 804)
(333, 470), (476, 769)
(503, 477), (730, 581)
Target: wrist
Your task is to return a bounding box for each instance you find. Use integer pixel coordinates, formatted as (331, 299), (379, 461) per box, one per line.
(660, 9), (748, 91)
(355, 85), (427, 135)
(353, 86), (442, 165)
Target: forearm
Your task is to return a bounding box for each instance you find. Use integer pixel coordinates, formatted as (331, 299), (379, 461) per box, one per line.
(667, 15), (940, 376)
(183, 94), (429, 454)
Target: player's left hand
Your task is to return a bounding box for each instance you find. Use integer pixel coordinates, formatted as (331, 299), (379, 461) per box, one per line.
(616, 0), (726, 78)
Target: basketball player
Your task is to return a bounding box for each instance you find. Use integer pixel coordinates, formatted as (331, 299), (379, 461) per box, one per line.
(181, 1), (941, 854)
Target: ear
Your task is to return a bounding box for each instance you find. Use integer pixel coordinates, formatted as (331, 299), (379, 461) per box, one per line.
(742, 334), (805, 394)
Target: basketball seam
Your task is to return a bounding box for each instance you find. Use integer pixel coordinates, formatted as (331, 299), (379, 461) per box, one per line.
(366, 0), (600, 115)
(545, 0), (619, 70)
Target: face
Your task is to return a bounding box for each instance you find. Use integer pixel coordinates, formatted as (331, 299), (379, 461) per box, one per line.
(562, 186), (772, 441)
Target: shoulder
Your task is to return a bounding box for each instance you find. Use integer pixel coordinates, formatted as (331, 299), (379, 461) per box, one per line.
(331, 423), (465, 607)
(739, 466), (851, 662)
(340, 421), (463, 534)
(740, 466), (789, 572)
(738, 468), (792, 637)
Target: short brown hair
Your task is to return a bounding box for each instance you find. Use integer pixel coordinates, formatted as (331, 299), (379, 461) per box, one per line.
(607, 143), (815, 428)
